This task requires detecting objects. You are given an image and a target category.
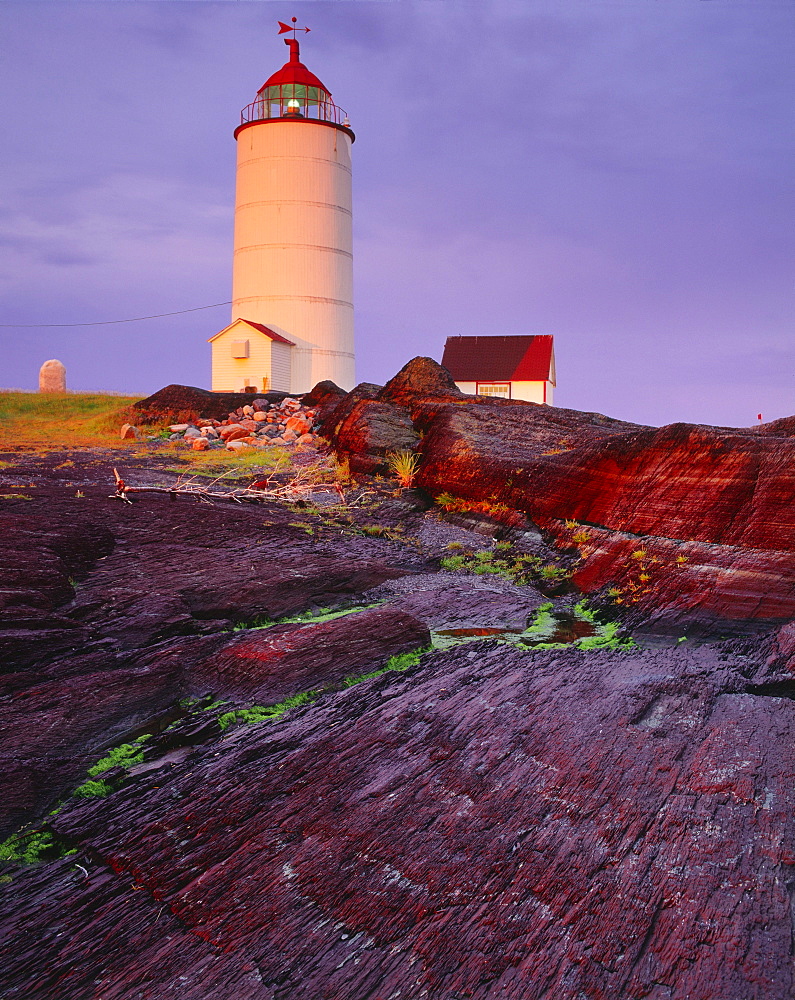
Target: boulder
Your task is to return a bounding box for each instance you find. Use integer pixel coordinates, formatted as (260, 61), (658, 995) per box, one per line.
(191, 438), (209, 451)
(330, 400), (420, 475)
(133, 385), (293, 424)
(378, 355), (463, 404)
(218, 425), (248, 443)
(119, 423), (141, 441)
(285, 415), (312, 436)
(317, 362), (795, 630)
(183, 607), (430, 702)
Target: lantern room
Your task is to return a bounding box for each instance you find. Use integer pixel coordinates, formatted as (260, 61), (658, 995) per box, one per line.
(240, 37), (349, 128)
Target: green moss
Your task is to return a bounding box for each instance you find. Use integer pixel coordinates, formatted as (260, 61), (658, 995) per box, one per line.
(439, 543), (571, 590)
(86, 736), (150, 777)
(236, 602), (385, 632)
(217, 689), (321, 731)
(1, 829), (52, 864)
(73, 779), (114, 798)
(520, 603), (558, 643)
(343, 646), (430, 687)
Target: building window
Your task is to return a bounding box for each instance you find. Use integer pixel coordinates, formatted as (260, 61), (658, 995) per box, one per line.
(477, 382), (511, 398)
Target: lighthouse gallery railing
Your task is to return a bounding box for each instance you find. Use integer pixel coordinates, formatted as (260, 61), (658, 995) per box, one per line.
(240, 98), (350, 127)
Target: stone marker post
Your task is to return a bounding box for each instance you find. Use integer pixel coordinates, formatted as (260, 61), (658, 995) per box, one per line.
(39, 360), (67, 393)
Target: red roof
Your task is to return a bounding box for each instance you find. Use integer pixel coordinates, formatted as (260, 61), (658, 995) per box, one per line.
(441, 335), (555, 383)
(239, 320), (295, 346)
(259, 38), (330, 96)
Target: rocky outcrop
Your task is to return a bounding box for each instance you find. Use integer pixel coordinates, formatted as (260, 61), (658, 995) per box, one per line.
(181, 606), (430, 702)
(0, 388), (792, 1000)
(1, 639), (792, 1000)
(0, 477), (429, 835)
(133, 384), (297, 423)
(319, 358), (795, 629)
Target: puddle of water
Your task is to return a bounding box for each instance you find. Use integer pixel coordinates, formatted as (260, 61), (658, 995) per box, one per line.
(433, 613), (601, 649)
(542, 614), (598, 645)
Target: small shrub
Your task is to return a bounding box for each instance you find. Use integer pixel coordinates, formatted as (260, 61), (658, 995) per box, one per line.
(386, 450), (420, 489)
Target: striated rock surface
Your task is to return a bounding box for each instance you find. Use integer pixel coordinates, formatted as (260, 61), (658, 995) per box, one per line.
(0, 476), (428, 836)
(168, 606), (431, 703)
(1, 377), (793, 1000)
(319, 358), (795, 629)
(1, 641), (792, 999)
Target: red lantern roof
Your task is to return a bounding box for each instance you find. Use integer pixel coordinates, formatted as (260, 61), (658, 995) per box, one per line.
(258, 38), (330, 97)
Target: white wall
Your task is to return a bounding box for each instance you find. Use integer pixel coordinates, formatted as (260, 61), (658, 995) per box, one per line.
(232, 120), (355, 393)
(211, 324), (271, 391)
(453, 380), (554, 404)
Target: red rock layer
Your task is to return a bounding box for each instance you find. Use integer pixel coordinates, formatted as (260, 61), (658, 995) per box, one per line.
(321, 359), (795, 624)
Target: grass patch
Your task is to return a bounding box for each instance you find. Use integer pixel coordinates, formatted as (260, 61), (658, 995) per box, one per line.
(218, 690), (320, 730)
(165, 447), (293, 479)
(233, 602), (384, 632)
(440, 543), (572, 590)
(0, 827), (75, 865)
(0, 391), (143, 450)
(343, 646), (430, 686)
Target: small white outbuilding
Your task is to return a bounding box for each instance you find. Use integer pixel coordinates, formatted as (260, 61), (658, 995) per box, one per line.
(441, 335), (556, 404)
(208, 318), (295, 392)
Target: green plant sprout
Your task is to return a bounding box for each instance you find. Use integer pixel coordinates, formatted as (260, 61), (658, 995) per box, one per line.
(386, 450), (421, 489)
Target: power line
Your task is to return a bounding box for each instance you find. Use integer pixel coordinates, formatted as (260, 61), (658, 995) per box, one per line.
(0, 301), (232, 328)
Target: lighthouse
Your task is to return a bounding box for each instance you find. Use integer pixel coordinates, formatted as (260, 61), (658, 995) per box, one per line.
(210, 21), (355, 394)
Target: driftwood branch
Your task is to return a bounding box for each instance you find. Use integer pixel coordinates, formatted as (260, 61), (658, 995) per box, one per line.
(110, 467), (346, 505)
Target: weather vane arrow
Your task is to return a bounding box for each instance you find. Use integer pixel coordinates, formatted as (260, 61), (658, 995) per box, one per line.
(278, 18), (310, 37)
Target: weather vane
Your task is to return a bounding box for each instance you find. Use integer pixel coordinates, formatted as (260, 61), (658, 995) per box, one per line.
(277, 17), (310, 39)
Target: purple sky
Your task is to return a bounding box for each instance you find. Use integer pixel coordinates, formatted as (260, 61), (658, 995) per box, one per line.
(0, 1), (792, 427)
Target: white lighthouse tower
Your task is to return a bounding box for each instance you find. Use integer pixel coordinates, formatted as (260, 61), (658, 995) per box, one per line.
(210, 21), (355, 394)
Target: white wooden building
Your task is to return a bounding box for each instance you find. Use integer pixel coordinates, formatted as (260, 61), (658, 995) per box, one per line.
(208, 319), (294, 393)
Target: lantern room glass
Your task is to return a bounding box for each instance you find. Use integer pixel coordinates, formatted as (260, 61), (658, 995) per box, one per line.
(255, 84), (330, 121)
